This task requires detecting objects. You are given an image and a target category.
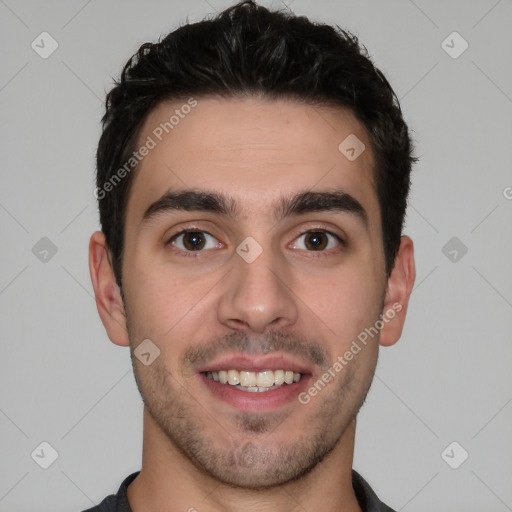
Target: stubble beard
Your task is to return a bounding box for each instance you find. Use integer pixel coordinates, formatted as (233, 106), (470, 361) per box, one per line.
(129, 339), (377, 490)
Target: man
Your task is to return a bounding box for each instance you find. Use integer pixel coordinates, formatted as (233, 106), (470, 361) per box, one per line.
(86, 1), (416, 510)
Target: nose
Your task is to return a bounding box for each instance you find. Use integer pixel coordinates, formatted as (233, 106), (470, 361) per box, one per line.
(217, 244), (299, 334)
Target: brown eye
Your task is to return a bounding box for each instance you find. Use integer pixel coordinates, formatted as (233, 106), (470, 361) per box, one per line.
(182, 231), (206, 250)
(168, 230), (220, 253)
(303, 231), (329, 251)
(292, 230), (342, 252)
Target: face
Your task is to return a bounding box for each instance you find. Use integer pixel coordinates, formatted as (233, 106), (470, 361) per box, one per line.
(101, 96), (403, 489)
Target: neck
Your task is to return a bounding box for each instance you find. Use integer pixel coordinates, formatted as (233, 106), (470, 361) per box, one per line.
(127, 407), (362, 512)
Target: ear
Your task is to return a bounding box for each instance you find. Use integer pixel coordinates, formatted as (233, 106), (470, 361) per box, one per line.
(379, 235), (416, 347)
(89, 231), (129, 346)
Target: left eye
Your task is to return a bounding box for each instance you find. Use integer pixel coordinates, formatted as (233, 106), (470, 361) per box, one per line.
(291, 231), (342, 251)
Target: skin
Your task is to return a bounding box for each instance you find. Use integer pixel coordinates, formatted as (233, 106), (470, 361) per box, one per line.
(89, 96), (415, 512)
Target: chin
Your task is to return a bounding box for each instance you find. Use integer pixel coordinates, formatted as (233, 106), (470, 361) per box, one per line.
(187, 431), (340, 490)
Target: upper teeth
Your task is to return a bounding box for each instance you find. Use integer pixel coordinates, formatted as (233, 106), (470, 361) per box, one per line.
(206, 369), (302, 387)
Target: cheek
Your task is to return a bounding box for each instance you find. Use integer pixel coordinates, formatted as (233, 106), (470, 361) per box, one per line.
(123, 260), (179, 338)
(123, 260), (216, 353)
(303, 266), (383, 336)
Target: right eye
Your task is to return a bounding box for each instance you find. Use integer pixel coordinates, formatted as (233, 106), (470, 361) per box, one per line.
(167, 229), (222, 256)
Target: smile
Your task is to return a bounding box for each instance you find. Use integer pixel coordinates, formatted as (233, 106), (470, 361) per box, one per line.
(204, 369), (303, 392)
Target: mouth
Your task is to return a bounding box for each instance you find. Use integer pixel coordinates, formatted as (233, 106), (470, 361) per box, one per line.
(197, 355), (312, 412)
(203, 369), (303, 392)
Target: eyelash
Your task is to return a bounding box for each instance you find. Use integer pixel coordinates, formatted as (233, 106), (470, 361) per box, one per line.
(166, 227), (346, 259)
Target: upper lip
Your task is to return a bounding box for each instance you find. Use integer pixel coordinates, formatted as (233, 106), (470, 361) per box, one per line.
(196, 354), (313, 375)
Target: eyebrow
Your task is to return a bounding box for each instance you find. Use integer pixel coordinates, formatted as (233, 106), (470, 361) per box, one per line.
(140, 188), (368, 229)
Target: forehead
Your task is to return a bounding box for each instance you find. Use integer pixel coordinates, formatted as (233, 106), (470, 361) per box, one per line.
(126, 96), (378, 228)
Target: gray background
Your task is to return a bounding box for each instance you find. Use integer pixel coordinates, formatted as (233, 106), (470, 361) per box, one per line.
(1, 0), (511, 510)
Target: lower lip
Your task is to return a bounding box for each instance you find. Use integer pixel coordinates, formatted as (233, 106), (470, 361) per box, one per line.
(199, 373), (311, 412)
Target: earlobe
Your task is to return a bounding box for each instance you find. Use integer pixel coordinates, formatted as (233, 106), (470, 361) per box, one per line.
(89, 231), (130, 347)
(379, 235), (416, 347)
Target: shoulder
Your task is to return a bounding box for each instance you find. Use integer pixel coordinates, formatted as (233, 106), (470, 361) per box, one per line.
(80, 472), (140, 512)
(352, 470), (397, 512)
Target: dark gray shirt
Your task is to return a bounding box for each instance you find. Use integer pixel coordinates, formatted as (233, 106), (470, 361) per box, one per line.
(82, 470), (395, 511)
